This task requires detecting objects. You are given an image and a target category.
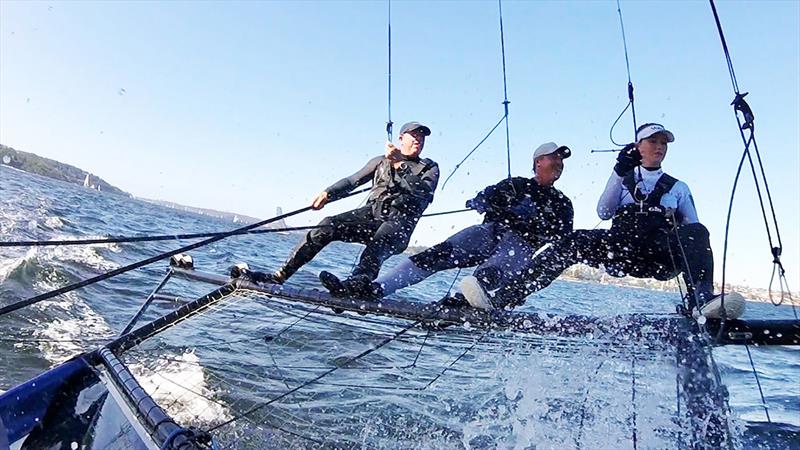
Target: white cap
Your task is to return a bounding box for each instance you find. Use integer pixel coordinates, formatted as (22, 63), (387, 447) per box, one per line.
(636, 123), (675, 143)
(532, 142), (571, 160)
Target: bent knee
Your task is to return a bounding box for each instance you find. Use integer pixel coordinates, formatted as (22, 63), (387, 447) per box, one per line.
(308, 217), (335, 244)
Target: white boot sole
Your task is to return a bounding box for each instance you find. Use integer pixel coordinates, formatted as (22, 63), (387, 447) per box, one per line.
(700, 292), (746, 319)
(459, 276), (494, 310)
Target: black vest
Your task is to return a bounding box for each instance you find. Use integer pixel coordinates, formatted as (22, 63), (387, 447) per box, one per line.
(610, 172), (681, 237)
(369, 157), (435, 218)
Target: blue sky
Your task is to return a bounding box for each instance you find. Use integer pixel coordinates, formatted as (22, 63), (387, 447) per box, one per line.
(1, 0), (798, 291)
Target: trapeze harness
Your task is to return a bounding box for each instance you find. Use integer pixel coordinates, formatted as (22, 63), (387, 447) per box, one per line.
(610, 171), (683, 240)
(367, 156), (438, 219)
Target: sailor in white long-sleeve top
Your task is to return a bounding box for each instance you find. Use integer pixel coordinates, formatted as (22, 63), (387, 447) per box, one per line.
(461, 123), (744, 319)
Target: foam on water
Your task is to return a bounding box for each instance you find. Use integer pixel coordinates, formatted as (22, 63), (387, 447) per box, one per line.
(31, 284), (114, 364)
(130, 350), (232, 424)
(41, 243), (120, 272)
(0, 248), (38, 283)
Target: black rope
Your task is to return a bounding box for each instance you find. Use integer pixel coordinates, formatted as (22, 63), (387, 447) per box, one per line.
(0, 224), (329, 248)
(709, 0), (791, 310)
(616, 0), (637, 136)
(630, 352), (638, 450)
(497, 0), (511, 179)
(575, 360), (605, 448)
(0, 188), (370, 318)
(674, 352), (684, 448)
(607, 0), (637, 147)
(440, 115), (506, 189)
(664, 229), (690, 313)
(0, 208), (470, 248)
(745, 344), (771, 422)
(386, 0), (393, 141)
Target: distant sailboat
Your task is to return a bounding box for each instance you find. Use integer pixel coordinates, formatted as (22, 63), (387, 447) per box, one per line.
(83, 174), (91, 188)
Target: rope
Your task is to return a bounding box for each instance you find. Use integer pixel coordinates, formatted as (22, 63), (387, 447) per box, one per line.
(674, 352), (684, 448)
(630, 352), (638, 450)
(442, 0), (514, 188)
(608, 0), (637, 147)
(575, 360), (605, 448)
(0, 188), (370, 318)
(745, 344), (771, 422)
(616, 0), (637, 136)
(497, 0), (511, 179)
(0, 224), (333, 248)
(0, 208), (470, 248)
(386, 0), (393, 140)
(440, 115), (506, 189)
(445, 268), (462, 297)
(708, 0), (791, 308)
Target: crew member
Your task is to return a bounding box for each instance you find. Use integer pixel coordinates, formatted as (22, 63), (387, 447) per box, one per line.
(462, 123), (744, 319)
(330, 142), (573, 308)
(238, 122), (440, 290)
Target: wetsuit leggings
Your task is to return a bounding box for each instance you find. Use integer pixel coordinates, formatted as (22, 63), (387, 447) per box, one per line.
(279, 206), (416, 281)
(490, 222), (714, 309)
(375, 223), (537, 296)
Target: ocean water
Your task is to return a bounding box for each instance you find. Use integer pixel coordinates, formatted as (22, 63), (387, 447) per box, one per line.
(1, 165), (798, 449)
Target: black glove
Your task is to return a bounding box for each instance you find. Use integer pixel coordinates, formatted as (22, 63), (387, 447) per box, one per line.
(465, 196), (489, 214)
(614, 143), (642, 176)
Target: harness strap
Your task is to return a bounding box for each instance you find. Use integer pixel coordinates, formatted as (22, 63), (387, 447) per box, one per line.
(622, 172), (678, 206)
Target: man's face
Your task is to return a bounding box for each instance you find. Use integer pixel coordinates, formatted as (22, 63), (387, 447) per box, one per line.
(637, 133), (669, 167)
(398, 129), (426, 157)
(534, 153), (564, 186)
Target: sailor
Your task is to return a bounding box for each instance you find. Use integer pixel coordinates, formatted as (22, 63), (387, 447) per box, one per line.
(329, 142), (573, 304)
(461, 123), (744, 318)
(238, 122), (439, 290)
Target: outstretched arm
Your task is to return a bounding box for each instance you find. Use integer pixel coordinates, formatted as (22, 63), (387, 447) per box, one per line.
(313, 156), (384, 209)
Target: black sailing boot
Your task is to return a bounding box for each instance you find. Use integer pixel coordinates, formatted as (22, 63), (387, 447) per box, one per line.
(319, 271), (348, 297)
(229, 264), (286, 285)
(435, 293), (470, 309)
(343, 275), (384, 300)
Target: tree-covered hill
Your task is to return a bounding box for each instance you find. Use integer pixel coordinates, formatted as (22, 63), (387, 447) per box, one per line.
(0, 144), (129, 197)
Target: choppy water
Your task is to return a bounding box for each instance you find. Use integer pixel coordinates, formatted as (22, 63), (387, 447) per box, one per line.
(1, 165), (798, 449)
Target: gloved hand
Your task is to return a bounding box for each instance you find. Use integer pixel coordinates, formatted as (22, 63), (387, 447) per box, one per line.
(614, 143), (642, 176)
(466, 196), (489, 214)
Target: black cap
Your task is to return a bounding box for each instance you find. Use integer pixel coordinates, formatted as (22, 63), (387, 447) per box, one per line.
(398, 121), (431, 136)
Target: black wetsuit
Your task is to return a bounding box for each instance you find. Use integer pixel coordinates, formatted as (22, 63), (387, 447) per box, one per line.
(491, 170), (714, 309)
(410, 176), (573, 274)
(279, 155), (439, 281)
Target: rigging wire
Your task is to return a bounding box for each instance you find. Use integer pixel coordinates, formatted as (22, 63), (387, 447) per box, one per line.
(616, 0), (637, 137)
(708, 0), (793, 319)
(441, 0), (513, 188)
(0, 208), (471, 248)
(575, 360), (605, 448)
(386, 0), (393, 140)
(440, 115), (507, 189)
(606, 0), (638, 147)
(0, 188), (370, 318)
(630, 353), (638, 450)
(497, 0), (512, 179)
(744, 344), (771, 422)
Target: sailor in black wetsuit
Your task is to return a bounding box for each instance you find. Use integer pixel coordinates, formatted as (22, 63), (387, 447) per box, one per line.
(240, 122), (439, 290)
(334, 142), (573, 305)
(462, 123), (744, 318)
